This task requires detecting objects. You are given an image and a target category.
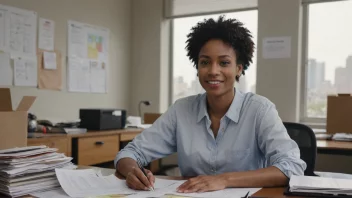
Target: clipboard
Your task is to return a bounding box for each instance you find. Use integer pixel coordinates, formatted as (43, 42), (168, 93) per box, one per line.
(284, 187), (352, 198)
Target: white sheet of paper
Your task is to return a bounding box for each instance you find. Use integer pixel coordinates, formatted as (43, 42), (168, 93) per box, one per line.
(67, 57), (90, 93)
(38, 18), (54, 51)
(30, 188), (70, 198)
(68, 21), (86, 58)
(56, 169), (135, 197)
(262, 36), (291, 59)
(43, 51), (57, 70)
(0, 8), (7, 51)
(169, 187), (261, 198)
(90, 60), (106, 93)
(0, 52), (12, 86)
(14, 57), (37, 87)
(8, 8), (36, 57)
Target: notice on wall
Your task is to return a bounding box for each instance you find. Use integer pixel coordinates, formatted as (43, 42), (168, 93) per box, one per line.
(14, 57), (37, 87)
(67, 20), (109, 61)
(0, 52), (12, 86)
(38, 18), (55, 51)
(262, 36), (291, 59)
(67, 20), (109, 93)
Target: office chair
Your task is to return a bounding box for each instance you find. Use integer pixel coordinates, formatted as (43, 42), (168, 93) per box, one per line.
(283, 122), (317, 176)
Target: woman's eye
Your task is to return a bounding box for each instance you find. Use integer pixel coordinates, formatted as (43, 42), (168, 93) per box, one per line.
(220, 61), (230, 66)
(200, 60), (209, 65)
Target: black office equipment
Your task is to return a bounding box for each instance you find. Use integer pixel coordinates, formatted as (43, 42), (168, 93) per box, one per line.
(283, 122), (317, 176)
(79, 109), (126, 130)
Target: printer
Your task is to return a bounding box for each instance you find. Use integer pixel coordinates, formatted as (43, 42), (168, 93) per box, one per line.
(79, 109), (126, 130)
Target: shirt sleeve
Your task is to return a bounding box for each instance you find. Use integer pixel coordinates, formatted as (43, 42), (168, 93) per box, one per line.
(256, 102), (307, 178)
(114, 103), (177, 168)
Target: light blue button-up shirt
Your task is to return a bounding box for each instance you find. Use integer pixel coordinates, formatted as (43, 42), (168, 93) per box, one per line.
(115, 90), (306, 177)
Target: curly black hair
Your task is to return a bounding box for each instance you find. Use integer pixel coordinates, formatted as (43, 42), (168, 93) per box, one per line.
(186, 16), (255, 81)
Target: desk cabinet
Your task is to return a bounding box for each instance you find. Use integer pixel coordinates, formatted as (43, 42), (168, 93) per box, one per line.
(28, 137), (69, 156)
(26, 129), (142, 166)
(73, 135), (120, 165)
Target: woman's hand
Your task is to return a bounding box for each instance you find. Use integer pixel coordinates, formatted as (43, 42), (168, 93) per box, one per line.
(177, 175), (227, 193)
(125, 167), (155, 191)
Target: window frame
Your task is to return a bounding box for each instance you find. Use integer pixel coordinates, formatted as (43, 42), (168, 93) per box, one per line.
(300, 0), (350, 126)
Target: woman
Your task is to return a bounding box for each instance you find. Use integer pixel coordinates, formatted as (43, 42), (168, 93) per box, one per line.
(115, 16), (306, 193)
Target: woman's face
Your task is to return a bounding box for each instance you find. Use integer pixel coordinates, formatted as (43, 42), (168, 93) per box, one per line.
(197, 39), (242, 98)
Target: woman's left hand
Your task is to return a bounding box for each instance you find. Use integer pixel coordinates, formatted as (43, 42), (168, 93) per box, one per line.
(176, 175), (227, 193)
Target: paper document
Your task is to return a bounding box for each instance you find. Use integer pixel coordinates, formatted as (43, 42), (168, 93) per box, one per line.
(0, 145), (47, 154)
(68, 21), (86, 58)
(30, 188), (70, 198)
(0, 146), (56, 157)
(290, 175), (352, 195)
(169, 187), (261, 198)
(0, 8), (7, 51)
(39, 18), (54, 51)
(9, 8), (37, 57)
(14, 57), (37, 87)
(90, 60), (107, 93)
(0, 52), (12, 86)
(56, 169), (135, 197)
(43, 51), (57, 70)
(332, 133), (352, 141)
(56, 169), (260, 198)
(67, 57), (90, 92)
(262, 36), (291, 59)
(68, 20), (109, 61)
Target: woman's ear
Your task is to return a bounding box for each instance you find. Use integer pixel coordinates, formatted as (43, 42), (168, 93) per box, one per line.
(236, 64), (243, 76)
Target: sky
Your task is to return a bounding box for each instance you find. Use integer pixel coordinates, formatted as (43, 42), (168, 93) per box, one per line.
(308, 0), (352, 84)
(172, 0), (352, 89)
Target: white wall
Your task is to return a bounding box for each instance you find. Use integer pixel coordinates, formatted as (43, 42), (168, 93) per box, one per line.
(129, 0), (170, 116)
(0, 0), (132, 120)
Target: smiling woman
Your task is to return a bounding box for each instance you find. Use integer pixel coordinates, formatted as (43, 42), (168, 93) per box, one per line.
(115, 16), (306, 194)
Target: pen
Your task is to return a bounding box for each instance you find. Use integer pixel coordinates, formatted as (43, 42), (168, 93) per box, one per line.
(242, 191), (250, 198)
(137, 158), (154, 191)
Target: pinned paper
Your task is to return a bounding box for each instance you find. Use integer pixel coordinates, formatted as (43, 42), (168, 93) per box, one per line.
(262, 36), (291, 59)
(14, 57), (37, 87)
(0, 52), (12, 86)
(43, 51), (57, 70)
(38, 50), (62, 90)
(38, 18), (55, 51)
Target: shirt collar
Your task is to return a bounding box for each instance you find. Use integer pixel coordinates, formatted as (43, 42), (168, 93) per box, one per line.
(197, 88), (245, 123)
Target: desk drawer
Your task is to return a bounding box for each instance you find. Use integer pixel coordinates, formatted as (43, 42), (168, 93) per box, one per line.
(77, 135), (119, 165)
(27, 137), (69, 156)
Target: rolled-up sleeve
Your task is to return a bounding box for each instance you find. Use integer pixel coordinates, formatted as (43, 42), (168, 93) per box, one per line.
(256, 102), (307, 178)
(114, 103), (177, 168)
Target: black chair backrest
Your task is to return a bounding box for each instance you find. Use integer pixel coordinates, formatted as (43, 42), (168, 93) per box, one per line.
(283, 122), (317, 176)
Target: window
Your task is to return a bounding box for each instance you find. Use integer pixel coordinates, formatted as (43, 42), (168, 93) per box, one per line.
(171, 10), (258, 103)
(302, 0), (352, 121)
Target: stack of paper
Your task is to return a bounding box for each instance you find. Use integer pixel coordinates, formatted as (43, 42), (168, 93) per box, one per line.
(0, 146), (76, 197)
(290, 175), (352, 196)
(332, 133), (352, 141)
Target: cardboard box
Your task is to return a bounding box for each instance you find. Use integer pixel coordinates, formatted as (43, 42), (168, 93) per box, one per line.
(0, 88), (36, 150)
(326, 94), (352, 134)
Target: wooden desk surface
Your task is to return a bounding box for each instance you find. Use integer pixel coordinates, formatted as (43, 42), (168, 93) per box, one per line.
(27, 128), (143, 138)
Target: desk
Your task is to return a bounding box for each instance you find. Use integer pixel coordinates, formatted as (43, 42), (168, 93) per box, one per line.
(317, 140), (352, 156)
(27, 129), (143, 166)
(22, 166), (297, 198)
